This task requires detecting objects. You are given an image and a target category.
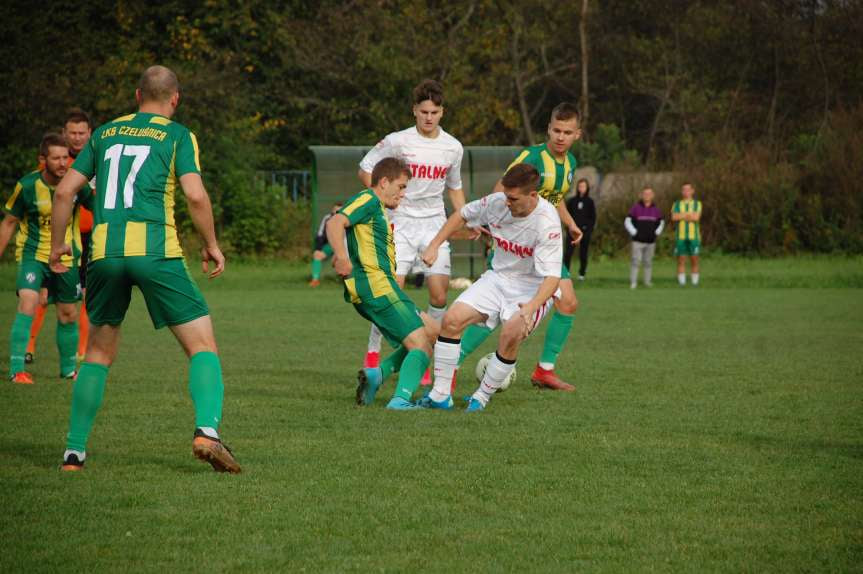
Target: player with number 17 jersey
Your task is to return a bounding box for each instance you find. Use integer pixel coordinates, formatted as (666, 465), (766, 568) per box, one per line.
(73, 112), (199, 261)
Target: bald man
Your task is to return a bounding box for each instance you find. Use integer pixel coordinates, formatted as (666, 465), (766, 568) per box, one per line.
(50, 65), (240, 473)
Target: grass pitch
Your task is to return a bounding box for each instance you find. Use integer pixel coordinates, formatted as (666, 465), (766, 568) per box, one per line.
(0, 256), (861, 573)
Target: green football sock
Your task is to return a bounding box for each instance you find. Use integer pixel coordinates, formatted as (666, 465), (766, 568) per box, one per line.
(380, 345), (408, 380)
(311, 259), (322, 280)
(66, 362), (109, 452)
(392, 349), (430, 401)
(9, 312), (33, 377)
(189, 351), (224, 429)
(539, 311), (574, 367)
(56, 320), (79, 376)
(458, 324), (492, 366)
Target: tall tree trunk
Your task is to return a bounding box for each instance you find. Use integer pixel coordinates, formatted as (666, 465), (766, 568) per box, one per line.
(511, 29), (535, 144)
(579, 0), (590, 130)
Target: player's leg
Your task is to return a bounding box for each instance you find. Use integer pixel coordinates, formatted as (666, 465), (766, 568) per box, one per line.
(532, 269), (577, 391)
(643, 242), (656, 286)
(630, 242), (642, 289)
(676, 240), (688, 285)
(426, 301), (486, 408)
(9, 289), (39, 382)
(309, 244), (332, 287)
(9, 261), (49, 382)
(467, 314), (528, 411)
(25, 294), (48, 364)
(61, 257), (129, 470)
(134, 256), (239, 473)
(690, 243), (700, 285)
(52, 268), (81, 378)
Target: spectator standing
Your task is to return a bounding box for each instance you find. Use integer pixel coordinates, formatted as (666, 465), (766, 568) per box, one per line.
(624, 187), (664, 289)
(564, 178), (595, 280)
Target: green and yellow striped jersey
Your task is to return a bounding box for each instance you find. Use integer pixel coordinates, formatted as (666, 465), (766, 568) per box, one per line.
(3, 170), (88, 265)
(339, 189), (400, 305)
(672, 199), (702, 241)
(507, 143), (577, 207)
(71, 112), (201, 261)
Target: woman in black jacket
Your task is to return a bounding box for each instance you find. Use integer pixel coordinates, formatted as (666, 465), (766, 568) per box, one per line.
(564, 178), (596, 280)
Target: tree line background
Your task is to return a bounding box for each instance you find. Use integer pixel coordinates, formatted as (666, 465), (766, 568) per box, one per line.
(1, 0), (861, 256)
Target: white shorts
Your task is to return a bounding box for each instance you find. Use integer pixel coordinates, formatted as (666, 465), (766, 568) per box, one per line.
(454, 270), (557, 332)
(392, 214), (451, 277)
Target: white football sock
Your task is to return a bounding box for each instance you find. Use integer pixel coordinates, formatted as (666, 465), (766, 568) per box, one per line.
(198, 426), (219, 439)
(367, 324), (382, 353)
(539, 362), (554, 370)
(64, 449), (85, 461)
(678, 273), (686, 285)
(472, 353), (516, 406)
(430, 338), (460, 401)
(691, 273), (700, 285)
(427, 304), (446, 323)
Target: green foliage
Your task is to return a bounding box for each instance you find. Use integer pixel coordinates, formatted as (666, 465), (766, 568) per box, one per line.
(574, 123), (641, 173)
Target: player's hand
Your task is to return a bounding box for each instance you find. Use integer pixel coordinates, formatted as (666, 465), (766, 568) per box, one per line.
(466, 226), (490, 241)
(516, 302), (537, 338)
(333, 254), (353, 278)
(201, 244), (225, 279)
(422, 246), (439, 267)
(49, 244), (72, 274)
(568, 223), (584, 245)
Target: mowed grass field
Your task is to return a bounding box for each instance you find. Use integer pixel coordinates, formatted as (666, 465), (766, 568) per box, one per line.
(1, 256), (861, 573)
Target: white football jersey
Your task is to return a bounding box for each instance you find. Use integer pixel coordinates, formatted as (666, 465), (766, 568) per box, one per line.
(461, 192), (563, 286)
(359, 126), (463, 219)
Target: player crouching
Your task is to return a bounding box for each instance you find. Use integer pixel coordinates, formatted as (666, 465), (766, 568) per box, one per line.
(326, 158), (440, 409)
(419, 164), (562, 412)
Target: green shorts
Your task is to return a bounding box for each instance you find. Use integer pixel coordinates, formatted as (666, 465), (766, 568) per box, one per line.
(321, 243), (333, 257)
(560, 261), (571, 280)
(86, 256), (209, 329)
(353, 290), (424, 348)
(675, 239), (701, 256)
(16, 260), (81, 303)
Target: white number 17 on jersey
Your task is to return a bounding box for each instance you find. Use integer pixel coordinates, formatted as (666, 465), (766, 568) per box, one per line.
(103, 143), (151, 209)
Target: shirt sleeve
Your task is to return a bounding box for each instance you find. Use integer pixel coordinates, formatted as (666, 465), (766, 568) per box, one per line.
(72, 136), (97, 179)
(672, 201), (680, 214)
(175, 130), (202, 177)
(3, 182), (25, 219)
(359, 133), (396, 173)
(533, 219), (563, 278)
(445, 144), (464, 190)
(695, 200), (703, 214)
(460, 194), (496, 228)
(339, 193), (379, 226)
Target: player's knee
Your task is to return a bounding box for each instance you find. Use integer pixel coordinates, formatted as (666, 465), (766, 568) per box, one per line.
(556, 295), (578, 315)
(440, 313), (465, 337)
(56, 306), (78, 324)
(499, 321), (525, 351)
(313, 250), (325, 260)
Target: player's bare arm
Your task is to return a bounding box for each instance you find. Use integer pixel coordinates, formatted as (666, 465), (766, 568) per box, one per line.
(357, 169), (372, 188)
(557, 201), (583, 245)
(447, 187), (466, 211)
(0, 215), (19, 257)
(325, 213), (353, 278)
(49, 168), (89, 273)
(179, 173), (225, 279)
(422, 210), (467, 267)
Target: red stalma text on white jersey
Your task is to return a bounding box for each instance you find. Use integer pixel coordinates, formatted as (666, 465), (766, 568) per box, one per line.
(409, 163), (449, 179)
(493, 236), (534, 258)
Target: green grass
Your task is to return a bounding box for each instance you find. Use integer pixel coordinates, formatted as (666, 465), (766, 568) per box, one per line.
(1, 256), (861, 573)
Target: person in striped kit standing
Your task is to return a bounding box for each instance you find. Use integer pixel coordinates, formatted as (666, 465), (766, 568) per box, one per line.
(671, 183), (702, 286)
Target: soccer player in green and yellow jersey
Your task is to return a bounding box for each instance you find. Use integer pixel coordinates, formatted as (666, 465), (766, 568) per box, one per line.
(49, 65), (240, 473)
(326, 157), (440, 410)
(0, 133), (87, 383)
(671, 183), (702, 286)
(457, 102), (584, 391)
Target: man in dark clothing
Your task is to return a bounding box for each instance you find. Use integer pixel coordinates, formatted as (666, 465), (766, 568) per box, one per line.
(624, 187), (664, 288)
(564, 178), (596, 280)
